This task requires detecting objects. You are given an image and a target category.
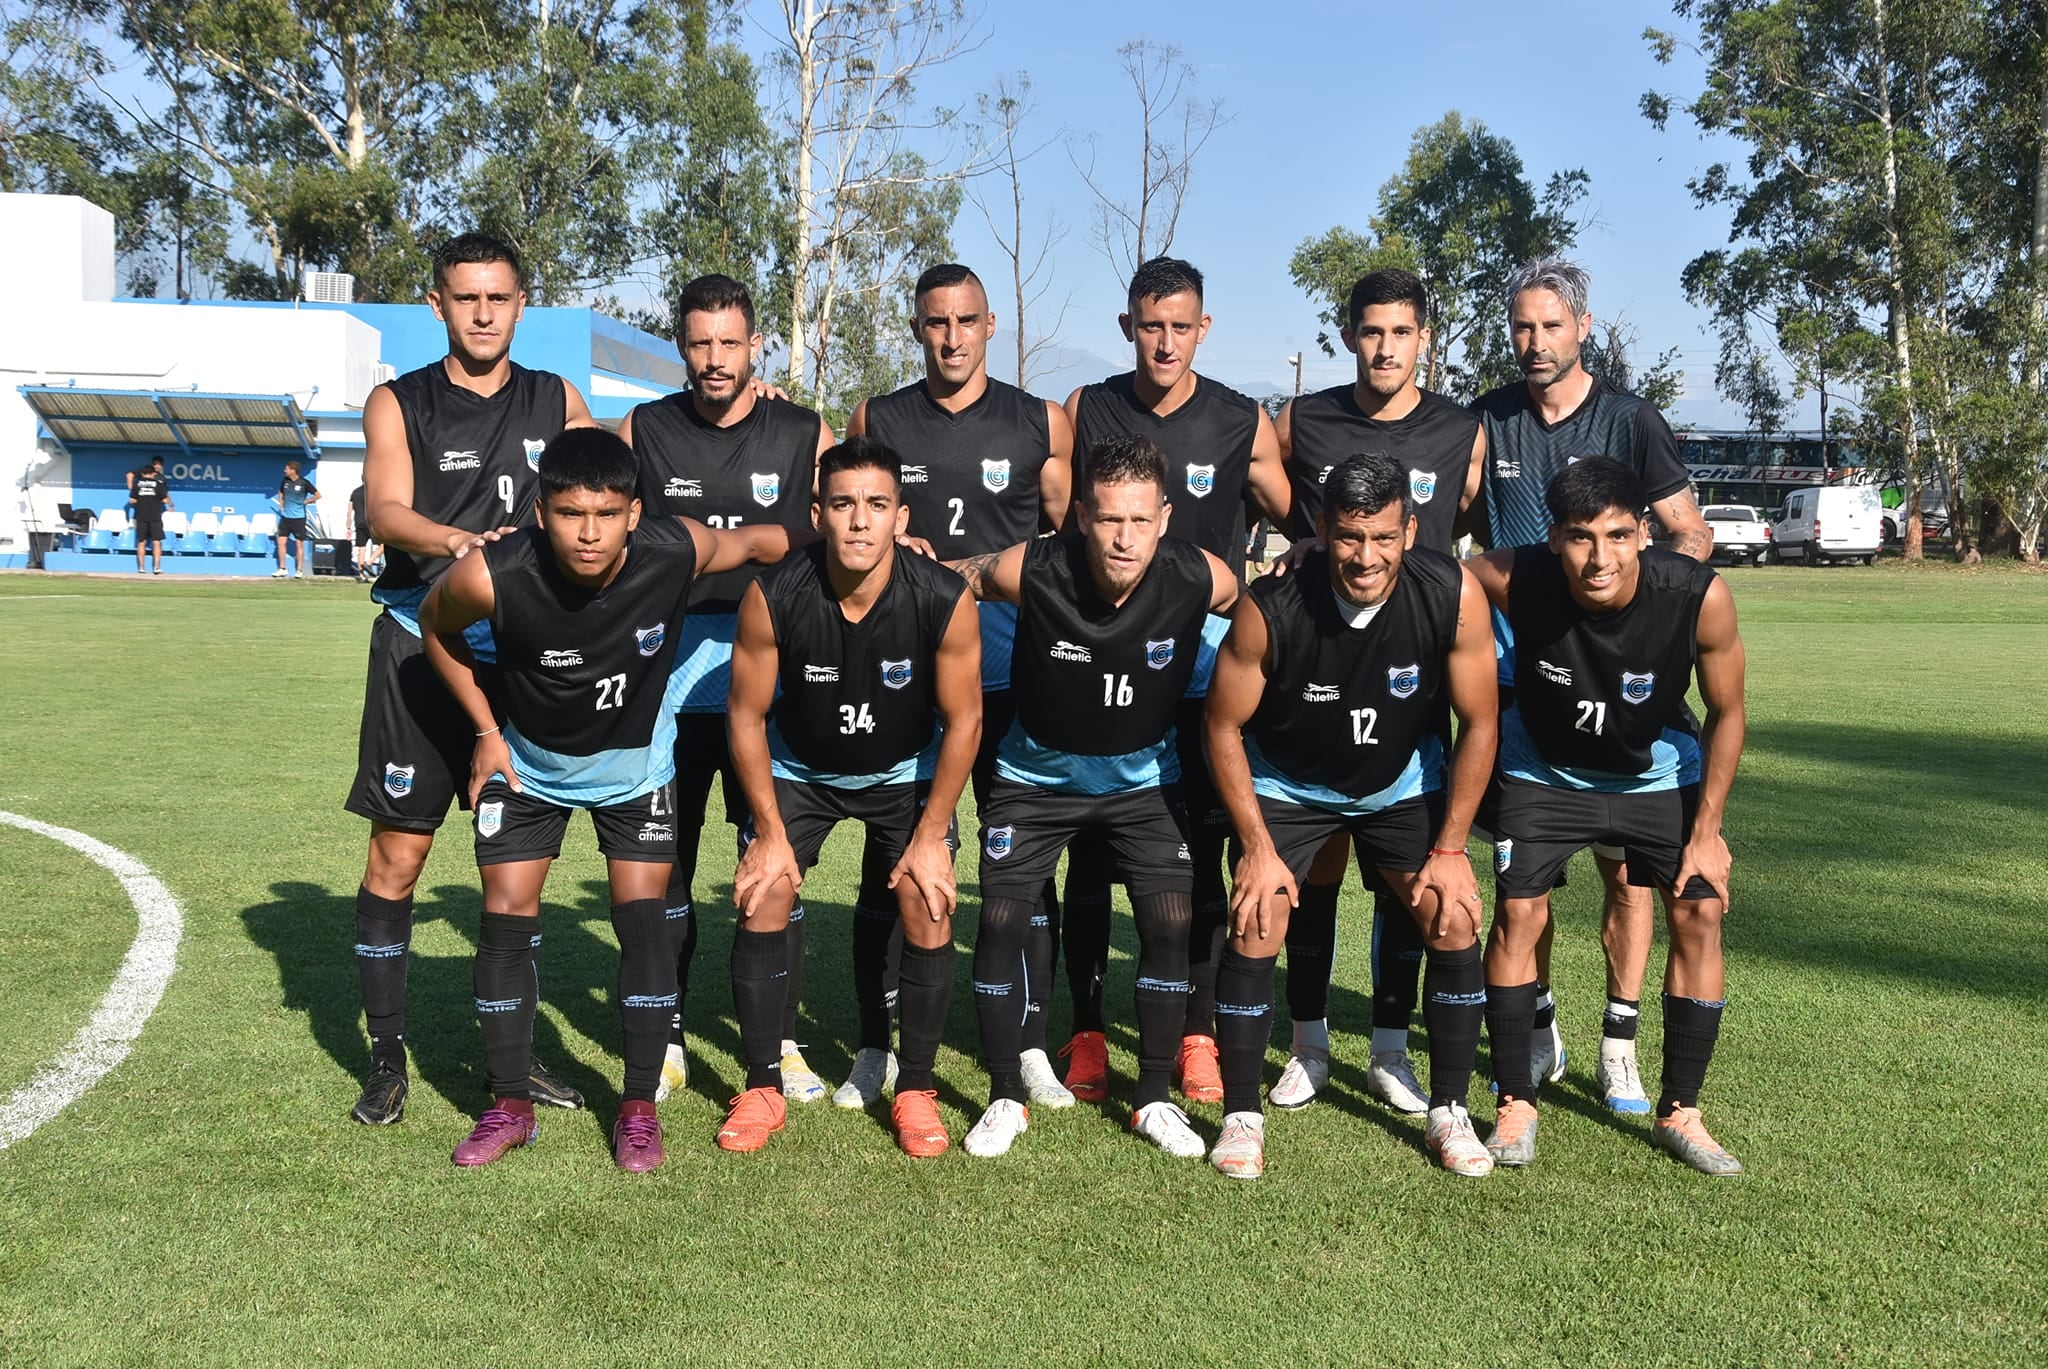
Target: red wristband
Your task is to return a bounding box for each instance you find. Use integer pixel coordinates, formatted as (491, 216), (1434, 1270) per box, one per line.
(1429, 847), (1466, 856)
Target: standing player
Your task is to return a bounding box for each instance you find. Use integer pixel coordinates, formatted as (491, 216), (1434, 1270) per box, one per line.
(621, 274), (834, 1104)
(724, 437), (982, 1155)
(347, 481), (382, 581)
(1058, 255), (1290, 1107)
(420, 428), (798, 1171)
(846, 262), (1074, 1108)
(1467, 458), (1745, 1175)
(1473, 257), (1715, 1114)
(272, 460), (320, 578)
(128, 455), (171, 575)
(1203, 454), (1498, 1179)
(948, 434), (1241, 1159)
(343, 232), (594, 1127)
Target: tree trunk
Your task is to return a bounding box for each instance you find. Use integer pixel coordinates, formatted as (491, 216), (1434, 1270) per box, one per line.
(1875, 0), (1927, 562)
(1012, 137), (1027, 389)
(785, 0), (817, 388)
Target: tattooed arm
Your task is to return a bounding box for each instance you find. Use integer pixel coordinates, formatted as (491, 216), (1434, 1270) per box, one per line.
(944, 543), (1028, 604)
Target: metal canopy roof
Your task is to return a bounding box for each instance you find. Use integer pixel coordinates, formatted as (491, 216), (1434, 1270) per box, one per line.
(18, 386), (320, 458)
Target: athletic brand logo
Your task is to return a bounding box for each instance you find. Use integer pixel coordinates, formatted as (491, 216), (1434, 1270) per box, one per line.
(1409, 468), (1437, 504)
(1185, 464), (1216, 498)
(1620, 671), (1656, 704)
(1146, 638), (1176, 670)
(1536, 659), (1573, 687)
(1495, 839), (1513, 873)
(804, 664), (840, 684)
(900, 464), (928, 483)
(523, 438), (546, 470)
(438, 450), (480, 472)
(383, 763), (415, 798)
(879, 658), (913, 690)
(637, 822), (675, 843)
(1387, 664), (1420, 698)
(750, 472), (780, 507)
(635, 623), (666, 657)
(981, 458), (1011, 493)
(623, 992), (678, 1009)
(477, 801), (504, 838)
(662, 476), (703, 498)
(475, 996), (523, 1015)
(1302, 682), (1342, 703)
(540, 648), (583, 668)
(1049, 639), (1092, 663)
(1316, 464), (1335, 486)
(1495, 457), (1522, 480)
(1175, 843), (1190, 862)
(985, 825), (1014, 860)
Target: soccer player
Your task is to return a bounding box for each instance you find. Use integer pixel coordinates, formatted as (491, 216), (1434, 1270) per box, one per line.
(1267, 267), (1488, 1116)
(1203, 453), (1499, 1179)
(347, 481), (382, 581)
(724, 437), (982, 1155)
(947, 433), (1241, 1159)
(846, 262), (1074, 1108)
(1467, 457), (1745, 1175)
(128, 455), (171, 575)
(272, 460), (320, 578)
(621, 274), (834, 1105)
(342, 231), (595, 1127)
(421, 428), (798, 1172)
(1472, 256), (1716, 1114)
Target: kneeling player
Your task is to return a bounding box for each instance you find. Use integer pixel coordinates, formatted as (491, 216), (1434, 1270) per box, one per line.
(1467, 457), (1746, 1175)
(724, 438), (982, 1155)
(421, 428), (795, 1172)
(1204, 454), (1498, 1178)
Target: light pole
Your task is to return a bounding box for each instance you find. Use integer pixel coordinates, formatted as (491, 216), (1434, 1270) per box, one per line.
(1286, 352), (1302, 396)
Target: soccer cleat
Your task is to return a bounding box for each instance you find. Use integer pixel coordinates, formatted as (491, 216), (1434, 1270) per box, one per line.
(270, 568), (288, 578)
(350, 1061), (409, 1126)
(1366, 1049), (1430, 1115)
(1425, 1103), (1495, 1178)
(1651, 1105), (1744, 1176)
(1019, 1047), (1076, 1108)
(891, 1089), (951, 1158)
(612, 1100), (664, 1172)
(452, 1105), (538, 1167)
(528, 1059), (585, 1109)
(1174, 1034), (1225, 1104)
(1485, 1098), (1540, 1168)
(292, 569), (303, 579)
(780, 1041), (827, 1103)
(1209, 1111), (1266, 1179)
(1269, 1047), (1330, 1110)
(1132, 1101), (1206, 1158)
(716, 1086), (787, 1153)
(1057, 1030), (1109, 1103)
(1533, 1014), (1568, 1086)
(963, 1098), (1030, 1158)
(832, 1048), (899, 1109)
(654, 1042), (688, 1104)
(1597, 1039), (1653, 1115)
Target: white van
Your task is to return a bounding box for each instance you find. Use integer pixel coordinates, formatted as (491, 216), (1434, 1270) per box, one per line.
(1768, 485), (1883, 565)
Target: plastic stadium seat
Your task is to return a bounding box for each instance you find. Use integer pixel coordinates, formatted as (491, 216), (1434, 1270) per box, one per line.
(186, 511), (222, 555)
(218, 513), (253, 556)
(244, 512), (277, 557)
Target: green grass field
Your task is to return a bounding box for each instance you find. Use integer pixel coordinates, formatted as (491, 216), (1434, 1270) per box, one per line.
(1, 564), (2044, 1367)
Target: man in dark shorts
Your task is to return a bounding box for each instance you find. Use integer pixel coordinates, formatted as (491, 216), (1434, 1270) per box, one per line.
(725, 437), (982, 1156)
(272, 460), (320, 578)
(347, 482), (382, 581)
(128, 456), (171, 575)
(1467, 457), (1746, 1175)
(1203, 453), (1498, 1179)
(420, 428), (798, 1172)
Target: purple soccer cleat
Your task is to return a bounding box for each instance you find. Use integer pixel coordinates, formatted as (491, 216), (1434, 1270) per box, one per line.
(612, 1100), (665, 1173)
(452, 1104), (538, 1167)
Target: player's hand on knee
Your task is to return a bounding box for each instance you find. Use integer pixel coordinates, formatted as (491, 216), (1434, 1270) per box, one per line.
(734, 833), (802, 919)
(1415, 851), (1483, 937)
(887, 835), (957, 919)
(1672, 830), (1731, 912)
(1229, 847), (1297, 941)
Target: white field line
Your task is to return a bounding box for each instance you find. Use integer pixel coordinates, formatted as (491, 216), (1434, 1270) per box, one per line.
(0, 812), (184, 1150)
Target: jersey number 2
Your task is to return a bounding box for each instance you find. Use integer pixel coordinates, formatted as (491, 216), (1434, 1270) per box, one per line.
(947, 498), (965, 537)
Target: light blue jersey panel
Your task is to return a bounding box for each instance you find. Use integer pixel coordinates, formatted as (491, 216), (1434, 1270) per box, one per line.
(767, 721), (937, 789)
(1498, 705), (1700, 793)
(501, 715), (676, 807)
(374, 585), (500, 663)
(979, 602), (1019, 691)
(1182, 612), (1232, 699)
(1247, 735), (1441, 816)
(669, 612), (739, 713)
(995, 718), (1176, 794)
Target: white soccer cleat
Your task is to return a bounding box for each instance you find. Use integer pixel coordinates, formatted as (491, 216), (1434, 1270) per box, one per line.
(963, 1098), (1030, 1157)
(1209, 1111), (1266, 1179)
(779, 1040), (827, 1103)
(832, 1048), (898, 1109)
(1131, 1101), (1206, 1159)
(1269, 1047), (1330, 1110)
(654, 1042), (688, 1103)
(1366, 1049), (1430, 1115)
(1018, 1047), (1076, 1108)
(1598, 1039), (1653, 1115)
(1425, 1103), (1495, 1178)
(1532, 1013), (1568, 1085)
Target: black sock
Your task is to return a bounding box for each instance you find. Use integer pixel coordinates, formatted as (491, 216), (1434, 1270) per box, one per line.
(1484, 979), (1539, 1104)
(1130, 891), (1193, 1110)
(475, 911), (537, 1100)
(610, 898), (674, 1103)
(354, 886), (412, 1071)
(780, 902), (808, 1043)
(1214, 948), (1275, 1115)
(665, 875), (696, 1049)
(1422, 942), (1486, 1109)
(1284, 882), (1340, 1022)
(974, 897), (1036, 1104)
(1657, 992), (1725, 1115)
(1021, 884), (1057, 1053)
(896, 940), (955, 1093)
(1371, 888), (1426, 1031)
(1062, 847), (1112, 1035)
(731, 926), (789, 1093)
(852, 903), (902, 1053)
(1533, 982), (1556, 1031)
(1185, 897), (1226, 1037)
(1603, 995), (1642, 1042)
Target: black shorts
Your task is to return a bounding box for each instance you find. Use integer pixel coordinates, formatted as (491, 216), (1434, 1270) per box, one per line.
(278, 516), (309, 539)
(1259, 789), (1444, 885)
(750, 777), (958, 871)
(134, 515), (165, 542)
(969, 689), (1016, 809)
(343, 613), (485, 830)
(1174, 698), (1228, 839)
(474, 778), (679, 865)
(674, 711), (746, 829)
(353, 528), (373, 548)
(1491, 777), (1715, 901)
(977, 777), (1192, 901)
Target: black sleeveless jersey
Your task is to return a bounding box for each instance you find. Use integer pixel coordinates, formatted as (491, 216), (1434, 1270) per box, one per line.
(1071, 373), (1258, 563)
(131, 471), (168, 515)
(1285, 386), (1476, 553)
(1507, 545), (1712, 776)
(1474, 376), (1691, 551)
(760, 544), (966, 777)
(375, 362), (566, 596)
(1245, 547), (1464, 796)
(629, 392), (819, 613)
(860, 378), (1052, 555)
(1011, 534), (1212, 757)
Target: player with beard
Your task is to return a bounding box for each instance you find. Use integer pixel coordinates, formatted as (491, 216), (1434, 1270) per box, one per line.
(845, 263), (1075, 1109)
(343, 232), (595, 1127)
(621, 275), (835, 1107)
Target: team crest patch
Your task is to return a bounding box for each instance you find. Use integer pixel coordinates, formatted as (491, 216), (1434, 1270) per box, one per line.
(981, 458), (1011, 493)
(523, 438), (546, 470)
(1495, 839), (1513, 874)
(383, 763), (415, 799)
(636, 623), (666, 657)
(1409, 468), (1437, 504)
(1185, 464), (1216, 498)
(985, 825), (1014, 861)
(750, 472), (780, 507)
(477, 801), (504, 839)
(880, 658), (913, 690)
(1620, 671), (1656, 704)
(1146, 638), (1176, 670)
(1387, 664), (1420, 698)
